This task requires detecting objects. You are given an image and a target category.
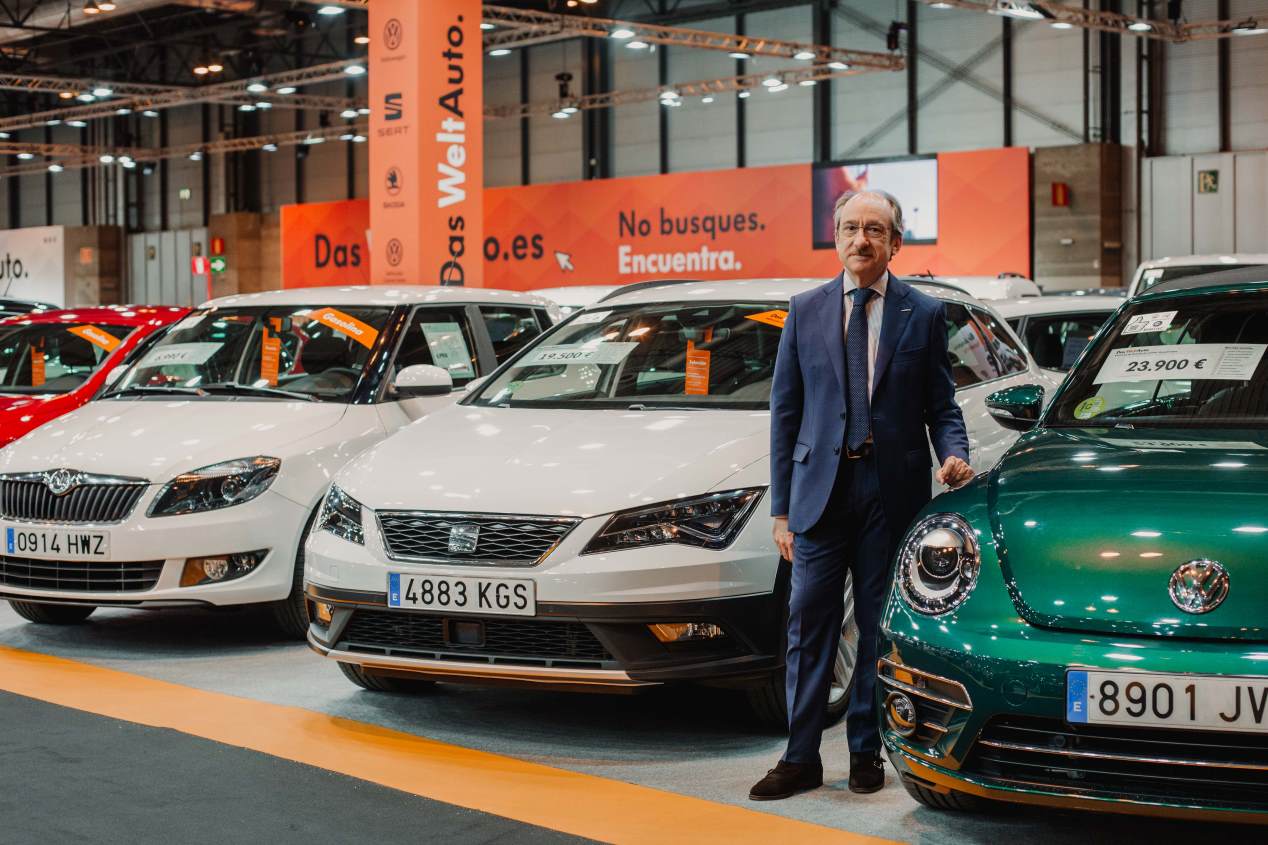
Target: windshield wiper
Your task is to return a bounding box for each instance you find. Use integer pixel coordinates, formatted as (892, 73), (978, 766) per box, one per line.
(102, 384), (206, 399)
(200, 383), (320, 402)
(627, 403), (706, 411)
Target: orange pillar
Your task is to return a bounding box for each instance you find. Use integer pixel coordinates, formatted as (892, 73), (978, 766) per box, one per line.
(369, 0), (484, 287)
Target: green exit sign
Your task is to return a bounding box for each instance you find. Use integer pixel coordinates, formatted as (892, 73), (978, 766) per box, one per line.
(209, 256), (227, 274)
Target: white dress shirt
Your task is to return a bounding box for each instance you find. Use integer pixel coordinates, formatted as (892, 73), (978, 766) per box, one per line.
(842, 270), (888, 397)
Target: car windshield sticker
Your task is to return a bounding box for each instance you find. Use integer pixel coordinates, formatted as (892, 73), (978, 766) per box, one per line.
(746, 310), (787, 329)
(1094, 343), (1267, 384)
(685, 338), (711, 395)
(523, 341), (639, 367)
(570, 310), (611, 325)
(68, 325), (122, 352)
(259, 329), (281, 386)
(170, 314), (207, 334)
(305, 307), (379, 349)
(1122, 311), (1177, 335)
(1074, 396), (1107, 419)
(419, 322), (476, 379)
(141, 342), (221, 368)
(30, 346), (44, 387)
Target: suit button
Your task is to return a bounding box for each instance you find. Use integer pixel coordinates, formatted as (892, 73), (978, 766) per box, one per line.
(833, 446), (841, 455)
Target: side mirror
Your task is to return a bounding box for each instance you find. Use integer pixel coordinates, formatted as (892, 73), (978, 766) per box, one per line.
(103, 365), (129, 387)
(393, 364), (453, 398)
(986, 384), (1044, 432)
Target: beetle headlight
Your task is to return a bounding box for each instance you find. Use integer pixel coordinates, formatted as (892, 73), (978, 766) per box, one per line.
(317, 484), (364, 545)
(581, 488), (764, 555)
(148, 456), (280, 517)
(898, 513), (981, 615)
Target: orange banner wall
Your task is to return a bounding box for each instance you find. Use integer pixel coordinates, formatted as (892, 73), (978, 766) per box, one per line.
(280, 199), (370, 288)
(280, 148), (1029, 290)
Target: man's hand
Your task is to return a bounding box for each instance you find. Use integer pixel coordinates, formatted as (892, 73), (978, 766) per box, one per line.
(772, 516), (795, 562)
(936, 455), (974, 488)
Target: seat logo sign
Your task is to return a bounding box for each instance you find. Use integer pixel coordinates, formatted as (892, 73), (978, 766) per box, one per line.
(43, 469), (82, 496)
(447, 524), (480, 555)
(1169, 559), (1230, 614)
(384, 92), (402, 121)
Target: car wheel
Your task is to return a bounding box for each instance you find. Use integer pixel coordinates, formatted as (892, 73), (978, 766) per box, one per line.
(8, 600), (95, 625)
(269, 508), (318, 639)
(338, 661), (437, 694)
(901, 776), (984, 812)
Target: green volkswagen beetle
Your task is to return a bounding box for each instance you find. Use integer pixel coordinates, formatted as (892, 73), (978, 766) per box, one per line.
(879, 266), (1268, 822)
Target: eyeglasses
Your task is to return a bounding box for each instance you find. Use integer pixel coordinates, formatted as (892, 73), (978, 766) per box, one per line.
(838, 223), (890, 240)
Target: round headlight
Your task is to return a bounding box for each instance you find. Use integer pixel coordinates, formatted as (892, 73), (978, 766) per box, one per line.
(898, 513), (981, 615)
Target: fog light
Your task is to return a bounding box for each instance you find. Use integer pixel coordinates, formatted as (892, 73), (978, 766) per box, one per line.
(648, 622), (726, 643)
(180, 550), (267, 587)
(314, 602), (334, 626)
(885, 691), (918, 737)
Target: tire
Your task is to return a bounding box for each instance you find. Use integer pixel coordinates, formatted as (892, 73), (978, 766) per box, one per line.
(746, 573), (860, 728)
(338, 660), (437, 694)
(901, 777), (984, 812)
(8, 600), (95, 625)
(269, 508), (318, 639)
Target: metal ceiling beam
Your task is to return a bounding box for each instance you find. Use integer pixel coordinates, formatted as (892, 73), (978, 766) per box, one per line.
(917, 1), (1267, 43)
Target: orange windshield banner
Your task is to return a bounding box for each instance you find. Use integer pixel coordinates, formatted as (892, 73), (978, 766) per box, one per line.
(745, 310), (788, 329)
(68, 325), (122, 352)
(307, 307), (379, 349)
(260, 330), (281, 386)
(30, 346), (45, 387)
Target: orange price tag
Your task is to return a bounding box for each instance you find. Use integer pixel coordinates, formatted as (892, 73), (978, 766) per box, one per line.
(685, 340), (711, 396)
(260, 329), (281, 387)
(30, 346), (45, 387)
(745, 310), (788, 329)
(306, 307), (379, 349)
(67, 325), (122, 352)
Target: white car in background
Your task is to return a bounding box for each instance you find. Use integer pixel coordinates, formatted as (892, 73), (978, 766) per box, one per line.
(1126, 254), (1268, 297)
(0, 286), (559, 637)
(906, 273), (1041, 300)
(304, 278), (1059, 724)
(532, 285), (620, 316)
(992, 295), (1119, 371)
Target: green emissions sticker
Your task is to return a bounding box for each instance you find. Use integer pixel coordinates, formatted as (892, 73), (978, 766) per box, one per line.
(1074, 396), (1107, 420)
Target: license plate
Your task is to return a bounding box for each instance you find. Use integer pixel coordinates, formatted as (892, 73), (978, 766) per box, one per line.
(4, 525), (110, 560)
(387, 572), (535, 616)
(1068, 669), (1268, 733)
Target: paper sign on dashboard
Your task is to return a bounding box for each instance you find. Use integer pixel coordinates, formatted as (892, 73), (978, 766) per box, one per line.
(30, 347), (44, 387)
(141, 342), (221, 368)
(523, 342), (639, 367)
(570, 310), (611, 325)
(1094, 343), (1267, 384)
(260, 330), (281, 386)
(1122, 311), (1177, 335)
(307, 308), (379, 349)
(68, 325), (122, 352)
(419, 322), (476, 379)
(685, 341), (711, 395)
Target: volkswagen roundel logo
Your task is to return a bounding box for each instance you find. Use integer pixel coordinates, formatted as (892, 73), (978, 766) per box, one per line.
(447, 524), (480, 555)
(1169, 559), (1230, 614)
(43, 469), (81, 497)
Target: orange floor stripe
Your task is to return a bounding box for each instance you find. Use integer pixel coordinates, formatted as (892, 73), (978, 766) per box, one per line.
(0, 645), (897, 845)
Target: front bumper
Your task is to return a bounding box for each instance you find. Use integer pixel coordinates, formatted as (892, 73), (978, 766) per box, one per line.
(0, 490), (309, 608)
(880, 603), (1268, 822)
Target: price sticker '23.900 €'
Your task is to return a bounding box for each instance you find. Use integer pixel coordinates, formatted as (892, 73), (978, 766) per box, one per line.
(1094, 344), (1267, 384)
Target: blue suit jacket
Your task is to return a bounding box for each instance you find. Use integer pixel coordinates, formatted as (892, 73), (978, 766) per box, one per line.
(769, 272), (970, 541)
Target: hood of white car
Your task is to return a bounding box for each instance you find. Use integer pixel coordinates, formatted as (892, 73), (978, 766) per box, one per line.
(338, 405), (771, 517)
(0, 399), (349, 481)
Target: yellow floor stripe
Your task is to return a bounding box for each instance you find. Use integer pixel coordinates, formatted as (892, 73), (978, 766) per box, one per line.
(0, 645), (897, 845)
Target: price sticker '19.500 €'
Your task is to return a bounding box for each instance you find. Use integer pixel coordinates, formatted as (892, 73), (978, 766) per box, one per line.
(1094, 343), (1267, 384)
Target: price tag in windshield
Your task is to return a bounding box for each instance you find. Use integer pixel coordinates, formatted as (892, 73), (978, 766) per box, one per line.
(1094, 343), (1267, 384)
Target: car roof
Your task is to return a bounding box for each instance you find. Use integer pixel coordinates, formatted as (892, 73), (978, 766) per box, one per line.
(990, 296), (1120, 318)
(1137, 253), (1268, 270)
(1138, 265), (1268, 298)
(592, 276), (985, 308)
(205, 285), (557, 309)
(0, 305), (189, 327)
(532, 285), (619, 301)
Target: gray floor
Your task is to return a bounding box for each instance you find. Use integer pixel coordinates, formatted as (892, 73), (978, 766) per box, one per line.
(0, 603), (1259, 844)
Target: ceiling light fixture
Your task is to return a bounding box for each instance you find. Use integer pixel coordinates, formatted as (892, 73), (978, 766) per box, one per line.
(99, 154), (114, 163)
(92, 86), (112, 97)
(16, 152), (34, 160)
(768, 82), (789, 92)
(193, 65), (209, 75)
(207, 62), (223, 73)
(340, 108), (359, 119)
(1051, 20), (1074, 29)
(76, 93), (95, 102)
(262, 143), (278, 152)
(480, 23), (495, 31)
(990, 1), (1044, 20)
(339, 132), (355, 141)
(627, 40), (650, 49)
(1234, 19), (1267, 34)
(738, 90), (751, 98)
(828, 61), (849, 70)
(67, 120), (87, 127)
(238, 104), (256, 112)
(1127, 20), (1152, 31)
(97, 0), (116, 9)
(761, 76), (782, 87)
(488, 48), (511, 56)
(610, 28), (636, 39)
(46, 119), (62, 126)
(276, 86), (296, 95)
(352, 135), (366, 143)
(728, 51), (750, 59)
(799, 79), (817, 86)
(256, 101), (271, 110)
(317, 5), (345, 15)
(83, 1), (101, 14)
(247, 82), (268, 93)
(303, 136), (325, 144)
(115, 107), (131, 115)
(58, 91), (75, 100)
(189, 151), (202, 161)
(701, 96), (714, 103)
(794, 50), (816, 60)
(354, 35), (370, 44)
(344, 64), (365, 75)
(931, 1), (953, 7)
(357, 107), (370, 115)
(48, 164), (64, 172)
(551, 110), (570, 119)
(143, 111), (159, 117)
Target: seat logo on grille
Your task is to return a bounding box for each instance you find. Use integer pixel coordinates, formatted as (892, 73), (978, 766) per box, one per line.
(42, 469), (82, 497)
(1169, 559), (1230, 614)
(447, 524), (480, 554)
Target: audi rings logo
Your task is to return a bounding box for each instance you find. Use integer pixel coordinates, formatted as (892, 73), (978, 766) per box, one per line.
(383, 18), (403, 50)
(43, 469), (81, 496)
(1168, 559), (1230, 614)
(386, 238), (404, 266)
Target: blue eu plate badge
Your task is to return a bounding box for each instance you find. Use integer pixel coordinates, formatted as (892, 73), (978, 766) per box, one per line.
(5, 527), (12, 554)
(388, 572), (401, 607)
(1066, 670), (1089, 723)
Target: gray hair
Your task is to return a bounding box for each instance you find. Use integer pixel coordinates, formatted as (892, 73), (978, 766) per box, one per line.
(832, 189), (904, 239)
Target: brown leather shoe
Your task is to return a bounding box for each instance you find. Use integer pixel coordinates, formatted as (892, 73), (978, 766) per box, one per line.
(748, 760), (824, 801)
(848, 751), (885, 794)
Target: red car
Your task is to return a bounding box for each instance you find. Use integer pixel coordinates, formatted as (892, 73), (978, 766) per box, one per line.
(0, 305), (188, 448)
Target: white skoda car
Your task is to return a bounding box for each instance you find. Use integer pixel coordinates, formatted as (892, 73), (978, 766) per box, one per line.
(0, 286), (559, 636)
(304, 279), (1059, 722)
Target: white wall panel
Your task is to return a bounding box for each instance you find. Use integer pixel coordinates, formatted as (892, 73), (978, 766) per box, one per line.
(1230, 0), (1268, 151)
(1012, 21), (1083, 148)
(611, 39), (659, 177)
(1192, 152), (1235, 254)
(832, 0), (907, 158)
(913, 4), (1003, 153)
(527, 41), (583, 184)
(666, 17), (736, 173)
(485, 45), (523, 187)
(1235, 152), (1267, 253)
(1163, 0), (1220, 155)
(1147, 156), (1193, 257)
(743, 8), (813, 166)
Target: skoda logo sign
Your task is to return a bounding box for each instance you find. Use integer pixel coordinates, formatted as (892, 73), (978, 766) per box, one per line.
(447, 524), (480, 555)
(1169, 559), (1230, 614)
(43, 469), (81, 497)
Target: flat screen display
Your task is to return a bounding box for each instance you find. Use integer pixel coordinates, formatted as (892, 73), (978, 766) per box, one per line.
(812, 155), (938, 248)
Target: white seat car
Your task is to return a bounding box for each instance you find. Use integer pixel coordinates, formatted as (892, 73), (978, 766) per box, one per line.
(906, 273), (1041, 300)
(0, 286), (560, 636)
(304, 278), (1060, 723)
(1126, 254), (1268, 297)
(531, 285), (620, 316)
(992, 295), (1119, 371)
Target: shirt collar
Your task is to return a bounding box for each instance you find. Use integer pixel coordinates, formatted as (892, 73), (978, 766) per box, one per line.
(843, 270), (889, 300)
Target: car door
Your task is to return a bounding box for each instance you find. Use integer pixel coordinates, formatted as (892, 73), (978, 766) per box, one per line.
(378, 305), (486, 427)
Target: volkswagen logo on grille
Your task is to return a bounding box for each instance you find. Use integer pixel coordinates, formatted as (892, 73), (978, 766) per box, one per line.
(447, 524), (480, 555)
(1169, 559), (1230, 614)
(43, 469), (82, 497)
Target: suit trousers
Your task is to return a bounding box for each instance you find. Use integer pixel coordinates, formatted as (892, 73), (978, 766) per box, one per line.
(783, 449), (893, 762)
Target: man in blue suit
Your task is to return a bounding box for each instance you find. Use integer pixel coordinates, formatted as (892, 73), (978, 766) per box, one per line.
(750, 190), (972, 800)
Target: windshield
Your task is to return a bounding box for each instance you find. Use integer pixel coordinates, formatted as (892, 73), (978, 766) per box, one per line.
(1136, 264), (1264, 294)
(112, 305), (393, 402)
(471, 302), (786, 410)
(0, 322), (138, 395)
(1049, 292), (1268, 428)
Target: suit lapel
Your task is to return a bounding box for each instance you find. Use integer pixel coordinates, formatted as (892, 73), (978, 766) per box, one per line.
(872, 272), (913, 393)
(817, 272), (846, 394)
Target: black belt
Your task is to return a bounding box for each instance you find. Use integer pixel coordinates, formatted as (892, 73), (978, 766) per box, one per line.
(843, 442), (873, 460)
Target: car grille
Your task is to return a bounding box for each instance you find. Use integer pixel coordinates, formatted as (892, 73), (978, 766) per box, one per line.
(966, 715), (1268, 810)
(0, 476), (148, 524)
(0, 555), (163, 592)
(338, 609), (613, 668)
(375, 511), (580, 566)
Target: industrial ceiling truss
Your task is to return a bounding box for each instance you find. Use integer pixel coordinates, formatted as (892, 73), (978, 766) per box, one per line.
(920, 0), (1267, 42)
